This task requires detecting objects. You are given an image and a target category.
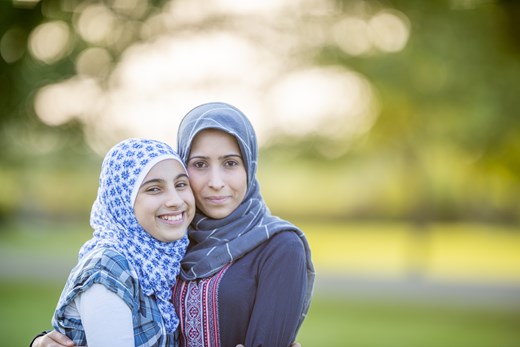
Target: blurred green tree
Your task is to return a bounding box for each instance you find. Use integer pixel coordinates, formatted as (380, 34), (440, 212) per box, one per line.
(1, 0), (519, 223)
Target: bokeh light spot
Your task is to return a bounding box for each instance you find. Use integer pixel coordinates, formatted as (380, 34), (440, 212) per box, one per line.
(266, 67), (379, 139)
(28, 21), (71, 64)
(75, 47), (113, 78)
(34, 77), (102, 126)
(75, 4), (117, 45)
(333, 16), (372, 56)
(0, 27), (26, 63)
(369, 10), (410, 52)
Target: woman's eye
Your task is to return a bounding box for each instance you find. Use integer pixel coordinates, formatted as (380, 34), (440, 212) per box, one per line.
(145, 186), (160, 193)
(225, 160), (239, 167)
(193, 161), (207, 169)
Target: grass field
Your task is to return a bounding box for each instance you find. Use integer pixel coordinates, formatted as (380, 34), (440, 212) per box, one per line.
(1, 281), (519, 347)
(301, 221), (520, 284)
(300, 294), (520, 347)
(1, 221), (519, 346)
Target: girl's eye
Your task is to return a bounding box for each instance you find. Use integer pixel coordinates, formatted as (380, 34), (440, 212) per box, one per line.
(176, 181), (189, 189)
(145, 186), (161, 193)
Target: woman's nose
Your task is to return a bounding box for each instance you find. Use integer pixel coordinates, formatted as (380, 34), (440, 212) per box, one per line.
(208, 167), (225, 190)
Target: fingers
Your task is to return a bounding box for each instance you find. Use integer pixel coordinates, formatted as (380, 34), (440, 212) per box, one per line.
(39, 331), (75, 347)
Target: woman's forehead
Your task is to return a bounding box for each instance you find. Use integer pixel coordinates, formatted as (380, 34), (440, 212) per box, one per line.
(191, 129), (240, 150)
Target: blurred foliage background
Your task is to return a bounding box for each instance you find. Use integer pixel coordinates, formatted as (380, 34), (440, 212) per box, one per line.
(1, 0), (520, 346)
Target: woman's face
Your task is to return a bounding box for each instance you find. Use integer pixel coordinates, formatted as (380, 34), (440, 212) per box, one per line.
(187, 129), (247, 219)
(134, 159), (195, 242)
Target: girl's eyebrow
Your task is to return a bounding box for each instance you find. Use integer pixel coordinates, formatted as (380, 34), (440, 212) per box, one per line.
(140, 178), (164, 188)
(175, 173), (189, 180)
(140, 173), (188, 187)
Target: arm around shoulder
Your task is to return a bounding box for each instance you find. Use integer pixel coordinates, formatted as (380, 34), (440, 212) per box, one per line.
(30, 330), (77, 347)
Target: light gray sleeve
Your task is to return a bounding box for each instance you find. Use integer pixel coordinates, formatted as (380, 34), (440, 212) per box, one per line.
(77, 283), (135, 347)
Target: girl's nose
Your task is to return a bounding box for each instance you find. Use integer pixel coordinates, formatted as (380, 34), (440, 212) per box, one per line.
(165, 190), (183, 207)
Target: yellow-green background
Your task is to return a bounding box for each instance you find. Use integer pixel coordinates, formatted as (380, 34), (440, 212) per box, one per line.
(1, 0), (520, 346)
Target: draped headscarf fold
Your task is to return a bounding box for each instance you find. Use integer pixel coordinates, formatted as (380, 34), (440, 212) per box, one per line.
(80, 138), (189, 333)
(177, 102), (315, 324)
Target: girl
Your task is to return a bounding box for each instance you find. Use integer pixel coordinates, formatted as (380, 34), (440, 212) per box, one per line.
(51, 138), (194, 346)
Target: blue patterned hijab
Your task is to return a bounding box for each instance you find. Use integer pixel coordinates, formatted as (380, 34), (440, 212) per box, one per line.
(80, 138), (189, 333)
(177, 102), (315, 324)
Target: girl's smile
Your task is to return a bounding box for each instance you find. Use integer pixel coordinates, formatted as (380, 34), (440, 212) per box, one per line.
(134, 159), (195, 242)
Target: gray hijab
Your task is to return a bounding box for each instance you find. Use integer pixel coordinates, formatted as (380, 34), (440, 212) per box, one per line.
(176, 102), (315, 323)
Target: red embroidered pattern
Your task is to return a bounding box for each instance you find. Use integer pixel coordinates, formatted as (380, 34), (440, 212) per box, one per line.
(173, 264), (232, 347)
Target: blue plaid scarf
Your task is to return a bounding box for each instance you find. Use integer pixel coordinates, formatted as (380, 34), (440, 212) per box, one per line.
(80, 138), (189, 333)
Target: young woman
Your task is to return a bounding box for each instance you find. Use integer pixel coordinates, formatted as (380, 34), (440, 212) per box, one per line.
(32, 102), (314, 347)
(171, 102), (314, 347)
(50, 138), (194, 346)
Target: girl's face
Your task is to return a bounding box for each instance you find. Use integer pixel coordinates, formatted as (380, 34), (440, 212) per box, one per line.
(134, 159), (195, 242)
(187, 129), (247, 219)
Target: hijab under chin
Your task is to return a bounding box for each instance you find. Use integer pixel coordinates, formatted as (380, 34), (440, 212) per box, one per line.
(176, 102), (315, 327)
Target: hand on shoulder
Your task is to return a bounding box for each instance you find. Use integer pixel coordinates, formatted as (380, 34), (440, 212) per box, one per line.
(31, 330), (79, 347)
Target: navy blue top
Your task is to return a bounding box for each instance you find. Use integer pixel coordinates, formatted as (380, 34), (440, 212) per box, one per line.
(173, 232), (308, 347)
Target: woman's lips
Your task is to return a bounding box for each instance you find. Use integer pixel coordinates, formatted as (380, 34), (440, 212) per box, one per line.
(205, 196), (229, 204)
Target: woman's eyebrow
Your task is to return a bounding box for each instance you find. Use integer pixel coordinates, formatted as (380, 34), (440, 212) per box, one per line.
(188, 155), (208, 161)
(189, 154), (241, 160)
